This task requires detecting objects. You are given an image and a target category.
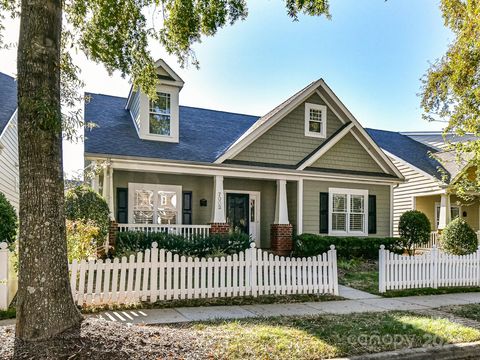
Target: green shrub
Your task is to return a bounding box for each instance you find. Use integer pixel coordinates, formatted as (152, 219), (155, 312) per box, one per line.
(292, 233), (403, 259)
(115, 231), (252, 258)
(65, 185), (110, 245)
(442, 218), (478, 255)
(0, 192), (17, 245)
(66, 220), (100, 262)
(398, 210), (431, 254)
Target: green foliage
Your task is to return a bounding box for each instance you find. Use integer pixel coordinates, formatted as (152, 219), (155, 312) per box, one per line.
(421, 1), (480, 197)
(292, 233), (403, 260)
(66, 220), (100, 262)
(0, 192), (17, 245)
(442, 218), (478, 255)
(65, 185), (110, 245)
(398, 210), (431, 254)
(115, 231), (251, 258)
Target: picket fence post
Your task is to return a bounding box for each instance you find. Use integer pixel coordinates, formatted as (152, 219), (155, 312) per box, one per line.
(378, 245), (386, 293)
(0, 242), (9, 310)
(477, 246), (480, 287)
(432, 246), (439, 289)
(329, 245), (339, 295)
(248, 242), (257, 297)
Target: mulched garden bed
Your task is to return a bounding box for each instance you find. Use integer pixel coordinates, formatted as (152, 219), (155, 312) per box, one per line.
(0, 318), (209, 360)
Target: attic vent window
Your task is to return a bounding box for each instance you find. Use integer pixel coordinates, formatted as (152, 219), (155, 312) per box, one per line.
(305, 103), (327, 138)
(149, 92), (171, 136)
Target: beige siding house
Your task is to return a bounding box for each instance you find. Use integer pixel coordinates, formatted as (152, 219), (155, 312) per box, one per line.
(367, 129), (479, 240)
(0, 73), (19, 211)
(84, 59), (404, 253)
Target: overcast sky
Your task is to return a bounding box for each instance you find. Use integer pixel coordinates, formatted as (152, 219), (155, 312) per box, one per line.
(0, 0), (451, 177)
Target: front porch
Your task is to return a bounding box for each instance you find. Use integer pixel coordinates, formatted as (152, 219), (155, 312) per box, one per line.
(94, 166), (299, 253)
(414, 193), (480, 248)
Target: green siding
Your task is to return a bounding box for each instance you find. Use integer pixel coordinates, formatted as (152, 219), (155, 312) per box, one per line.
(233, 93), (344, 165)
(113, 171), (213, 225)
(303, 180), (391, 237)
(310, 132), (384, 173)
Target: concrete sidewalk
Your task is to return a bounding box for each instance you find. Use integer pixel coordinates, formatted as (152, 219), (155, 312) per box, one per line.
(94, 291), (480, 326)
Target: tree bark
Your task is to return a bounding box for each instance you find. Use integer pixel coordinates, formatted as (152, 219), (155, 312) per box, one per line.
(16, 0), (82, 341)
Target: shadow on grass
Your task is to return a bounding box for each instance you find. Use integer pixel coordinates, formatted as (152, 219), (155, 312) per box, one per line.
(179, 311), (480, 359)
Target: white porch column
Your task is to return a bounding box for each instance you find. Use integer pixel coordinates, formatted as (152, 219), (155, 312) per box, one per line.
(212, 175), (226, 223)
(102, 166), (108, 199)
(91, 160), (99, 192)
(274, 179), (289, 224)
(438, 193), (451, 230)
(108, 166), (114, 219)
(297, 179), (303, 234)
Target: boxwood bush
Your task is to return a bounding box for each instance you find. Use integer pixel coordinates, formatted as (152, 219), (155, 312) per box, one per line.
(442, 218), (478, 255)
(115, 230), (252, 258)
(292, 233), (403, 259)
(0, 192), (17, 245)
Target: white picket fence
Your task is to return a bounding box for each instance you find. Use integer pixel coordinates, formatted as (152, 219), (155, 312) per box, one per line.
(69, 243), (339, 306)
(379, 245), (480, 292)
(118, 224), (211, 239)
(0, 242), (17, 310)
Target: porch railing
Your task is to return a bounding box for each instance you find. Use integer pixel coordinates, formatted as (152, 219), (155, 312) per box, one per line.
(413, 230), (480, 250)
(118, 224), (211, 239)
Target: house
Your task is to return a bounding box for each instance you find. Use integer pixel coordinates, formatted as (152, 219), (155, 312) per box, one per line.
(367, 129), (478, 238)
(84, 59), (404, 254)
(0, 72), (19, 211)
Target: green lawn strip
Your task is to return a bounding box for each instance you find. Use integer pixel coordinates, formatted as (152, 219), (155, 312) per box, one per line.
(180, 311), (480, 359)
(440, 304), (480, 322)
(0, 308), (16, 320)
(338, 258), (480, 297)
(81, 293), (343, 314)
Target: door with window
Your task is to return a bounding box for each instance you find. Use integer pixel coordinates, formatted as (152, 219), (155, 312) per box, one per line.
(226, 192), (260, 245)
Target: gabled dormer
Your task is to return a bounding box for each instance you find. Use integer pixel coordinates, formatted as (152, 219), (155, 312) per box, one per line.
(126, 59), (184, 143)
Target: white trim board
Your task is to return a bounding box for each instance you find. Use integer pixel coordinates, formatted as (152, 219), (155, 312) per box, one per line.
(86, 155), (403, 186)
(297, 122), (354, 170)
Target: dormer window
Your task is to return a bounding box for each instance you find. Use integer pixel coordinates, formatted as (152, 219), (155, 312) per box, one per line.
(126, 59), (184, 143)
(149, 92), (171, 135)
(305, 103), (327, 138)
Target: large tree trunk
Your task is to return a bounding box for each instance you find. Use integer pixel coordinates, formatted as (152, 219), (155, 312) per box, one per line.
(16, 0), (82, 341)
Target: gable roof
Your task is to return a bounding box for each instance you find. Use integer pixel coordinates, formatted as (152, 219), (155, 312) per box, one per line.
(84, 93), (259, 163)
(401, 131), (477, 150)
(366, 128), (448, 182)
(215, 79), (403, 178)
(0, 72), (17, 136)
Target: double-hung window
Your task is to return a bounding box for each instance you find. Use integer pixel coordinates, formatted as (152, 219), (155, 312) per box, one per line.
(149, 92), (171, 136)
(128, 183), (182, 225)
(305, 103), (327, 138)
(329, 188), (368, 236)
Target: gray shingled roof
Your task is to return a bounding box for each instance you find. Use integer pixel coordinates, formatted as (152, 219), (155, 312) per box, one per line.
(366, 128), (448, 182)
(0, 72), (17, 135)
(84, 93), (259, 163)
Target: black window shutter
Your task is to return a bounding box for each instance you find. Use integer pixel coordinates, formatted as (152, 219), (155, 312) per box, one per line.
(319, 192), (329, 234)
(368, 195), (377, 234)
(116, 188), (128, 224)
(182, 191), (192, 225)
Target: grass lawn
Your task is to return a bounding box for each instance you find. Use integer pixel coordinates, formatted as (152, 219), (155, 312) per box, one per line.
(338, 258), (480, 297)
(183, 311), (480, 359)
(441, 304), (480, 322)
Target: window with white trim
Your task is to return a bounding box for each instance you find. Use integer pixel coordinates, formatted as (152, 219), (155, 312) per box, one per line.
(128, 183), (182, 224)
(435, 203), (461, 229)
(149, 92), (171, 136)
(305, 103), (327, 138)
(329, 188), (368, 236)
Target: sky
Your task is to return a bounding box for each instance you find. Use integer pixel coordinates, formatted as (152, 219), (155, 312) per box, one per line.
(0, 0), (452, 177)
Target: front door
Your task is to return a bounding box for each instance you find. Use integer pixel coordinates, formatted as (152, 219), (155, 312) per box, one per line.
(226, 193), (249, 235)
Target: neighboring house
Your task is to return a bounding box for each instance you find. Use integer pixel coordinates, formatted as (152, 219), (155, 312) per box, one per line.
(367, 129), (478, 237)
(84, 59), (404, 253)
(0, 72), (19, 211)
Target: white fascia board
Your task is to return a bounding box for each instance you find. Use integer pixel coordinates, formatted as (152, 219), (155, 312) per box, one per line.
(297, 122), (354, 170)
(85, 153), (403, 186)
(155, 59), (185, 86)
(318, 80), (404, 180)
(214, 79), (324, 164)
(0, 109), (17, 141)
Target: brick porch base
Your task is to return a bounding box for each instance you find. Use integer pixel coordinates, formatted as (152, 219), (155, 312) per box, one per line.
(209, 223), (230, 236)
(270, 224), (293, 256)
